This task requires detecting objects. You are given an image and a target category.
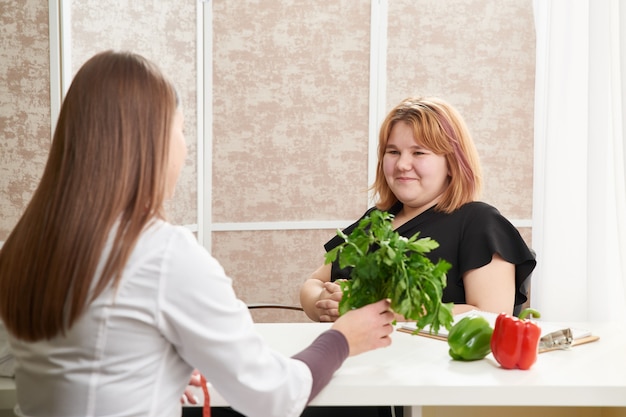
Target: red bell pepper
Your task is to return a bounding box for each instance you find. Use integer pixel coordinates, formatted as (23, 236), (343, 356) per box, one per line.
(491, 308), (542, 370)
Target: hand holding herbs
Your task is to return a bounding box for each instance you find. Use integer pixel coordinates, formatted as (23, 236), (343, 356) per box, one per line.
(325, 211), (454, 335)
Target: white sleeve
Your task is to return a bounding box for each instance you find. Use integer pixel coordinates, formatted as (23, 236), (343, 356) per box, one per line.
(156, 228), (312, 417)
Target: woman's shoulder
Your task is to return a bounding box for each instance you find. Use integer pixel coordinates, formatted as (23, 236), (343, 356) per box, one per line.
(140, 220), (191, 245)
(435, 202), (512, 231)
(137, 220), (211, 264)
(457, 201), (500, 213)
(450, 201), (503, 220)
(453, 201), (524, 237)
(138, 220), (225, 280)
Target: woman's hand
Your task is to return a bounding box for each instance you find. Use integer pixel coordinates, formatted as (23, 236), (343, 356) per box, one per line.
(331, 298), (395, 356)
(180, 369), (202, 405)
(315, 281), (343, 322)
(300, 264), (349, 322)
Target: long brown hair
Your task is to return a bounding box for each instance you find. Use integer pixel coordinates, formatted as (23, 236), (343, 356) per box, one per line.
(0, 51), (178, 341)
(371, 96), (482, 213)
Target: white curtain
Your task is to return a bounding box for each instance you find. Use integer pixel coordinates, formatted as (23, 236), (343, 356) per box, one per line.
(532, 0), (626, 321)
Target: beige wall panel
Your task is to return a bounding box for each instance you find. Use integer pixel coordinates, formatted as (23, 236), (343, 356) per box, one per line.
(69, 0), (198, 226)
(211, 229), (338, 322)
(212, 0), (371, 223)
(386, 0), (535, 221)
(0, 0), (51, 240)
(3, 1), (537, 321)
(518, 227), (532, 247)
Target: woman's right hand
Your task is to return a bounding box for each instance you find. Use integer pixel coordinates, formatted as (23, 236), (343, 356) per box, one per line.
(315, 281), (343, 322)
(331, 299), (394, 356)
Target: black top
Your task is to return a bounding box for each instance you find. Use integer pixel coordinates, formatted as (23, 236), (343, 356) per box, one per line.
(324, 202), (537, 308)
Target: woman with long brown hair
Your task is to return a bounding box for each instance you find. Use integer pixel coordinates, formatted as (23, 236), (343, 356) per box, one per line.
(0, 50), (394, 417)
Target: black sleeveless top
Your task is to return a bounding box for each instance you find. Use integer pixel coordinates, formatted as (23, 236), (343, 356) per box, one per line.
(324, 202), (536, 307)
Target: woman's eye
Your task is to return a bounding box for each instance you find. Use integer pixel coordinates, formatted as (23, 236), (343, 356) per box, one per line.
(386, 150), (400, 155)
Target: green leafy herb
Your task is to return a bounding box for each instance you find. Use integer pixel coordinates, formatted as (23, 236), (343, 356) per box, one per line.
(325, 210), (454, 335)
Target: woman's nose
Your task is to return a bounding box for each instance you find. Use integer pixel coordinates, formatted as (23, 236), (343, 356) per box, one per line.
(396, 152), (412, 170)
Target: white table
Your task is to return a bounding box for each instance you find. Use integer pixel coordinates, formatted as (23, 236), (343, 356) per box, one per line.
(208, 321), (626, 416)
(2, 322), (624, 416)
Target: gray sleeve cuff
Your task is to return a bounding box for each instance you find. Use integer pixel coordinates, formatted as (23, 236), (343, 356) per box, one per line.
(291, 329), (349, 402)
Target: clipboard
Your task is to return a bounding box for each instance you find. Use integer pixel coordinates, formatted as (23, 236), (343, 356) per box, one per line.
(538, 334), (600, 353)
(397, 310), (600, 353)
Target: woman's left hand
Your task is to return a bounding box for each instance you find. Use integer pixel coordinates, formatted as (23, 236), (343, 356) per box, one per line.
(180, 369), (203, 404)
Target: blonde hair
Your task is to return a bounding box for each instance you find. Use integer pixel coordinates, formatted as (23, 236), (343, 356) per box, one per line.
(0, 51), (178, 341)
(371, 96), (482, 213)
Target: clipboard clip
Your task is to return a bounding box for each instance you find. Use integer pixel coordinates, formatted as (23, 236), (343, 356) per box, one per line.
(539, 328), (573, 351)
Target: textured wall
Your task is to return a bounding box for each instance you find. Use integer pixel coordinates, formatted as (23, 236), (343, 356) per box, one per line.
(69, 0), (198, 226)
(1, 1), (535, 323)
(211, 0), (535, 321)
(215, 229), (333, 323)
(0, 0), (198, 238)
(210, 0), (373, 322)
(212, 0), (372, 224)
(0, 0), (51, 241)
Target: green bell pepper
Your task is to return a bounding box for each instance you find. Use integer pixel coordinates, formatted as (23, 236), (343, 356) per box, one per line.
(447, 315), (494, 361)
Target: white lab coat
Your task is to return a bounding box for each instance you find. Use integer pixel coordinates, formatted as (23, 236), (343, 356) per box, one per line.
(7, 220), (312, 417)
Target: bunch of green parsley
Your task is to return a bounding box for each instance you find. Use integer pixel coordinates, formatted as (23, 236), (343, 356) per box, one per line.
(325, 210), (454, 335)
